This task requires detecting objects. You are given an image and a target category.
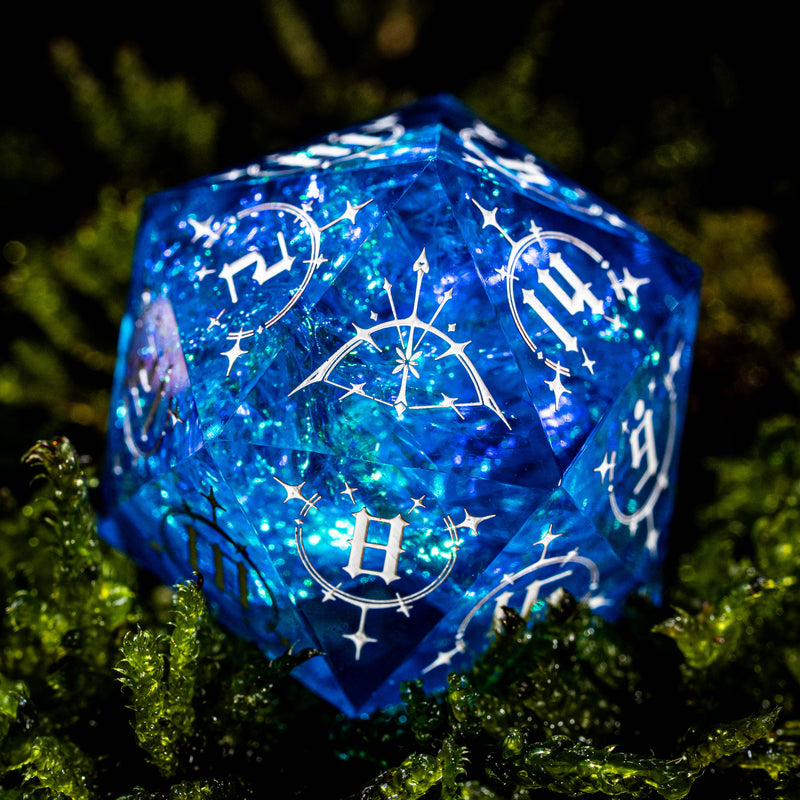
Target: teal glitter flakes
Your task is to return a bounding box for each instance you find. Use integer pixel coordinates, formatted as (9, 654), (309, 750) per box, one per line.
(101, 94), (701, 715)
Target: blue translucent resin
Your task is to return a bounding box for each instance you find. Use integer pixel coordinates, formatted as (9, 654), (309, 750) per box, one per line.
(101, 94), (701, 715)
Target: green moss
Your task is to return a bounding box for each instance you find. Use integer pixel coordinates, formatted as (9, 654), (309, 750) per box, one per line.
(0, 427), (798, 798)
(1, 12), (798, 797)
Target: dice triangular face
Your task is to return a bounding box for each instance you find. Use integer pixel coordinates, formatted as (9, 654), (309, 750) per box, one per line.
(102, 94), (701, 715)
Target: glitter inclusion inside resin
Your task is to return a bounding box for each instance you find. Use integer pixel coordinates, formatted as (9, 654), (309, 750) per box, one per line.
(101, 93), (701, 716)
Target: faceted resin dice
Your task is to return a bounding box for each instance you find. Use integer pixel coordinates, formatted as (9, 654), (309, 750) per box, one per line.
(101, 94), (701, 716)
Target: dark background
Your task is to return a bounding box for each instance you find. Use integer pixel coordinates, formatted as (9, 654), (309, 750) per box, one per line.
(3, 2), (795, 229)
(0, 8), (797, 795)
(1, 1), (797, 554)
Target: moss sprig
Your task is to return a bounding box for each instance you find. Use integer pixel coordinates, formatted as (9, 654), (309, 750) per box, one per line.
(2, 439), (136, 717)
(116, 580), (205, 778)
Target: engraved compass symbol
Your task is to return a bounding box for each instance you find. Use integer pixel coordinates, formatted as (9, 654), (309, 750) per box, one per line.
(461, 121), (550, 190)
(121, 294), (189, 461)
(219, 114), (405, 180)
(593, 341), (685, 557)
(186, 197), (373, 377)
(157, 486), (279, 631)
(472, 198), (650, 408)
(290, 248), (510, 428)
(422, 524), (605, 674)
(274, 472), (494, 660)
(459, 121), (631, 230)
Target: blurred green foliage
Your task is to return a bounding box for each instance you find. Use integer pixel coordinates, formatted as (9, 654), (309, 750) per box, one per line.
(1, 1), (798, 797)
(1, 438), (798, 798)
(2, 1), (795, 485)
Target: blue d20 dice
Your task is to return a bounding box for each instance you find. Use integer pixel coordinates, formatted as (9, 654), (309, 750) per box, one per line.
(101, 94), (701, 716)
